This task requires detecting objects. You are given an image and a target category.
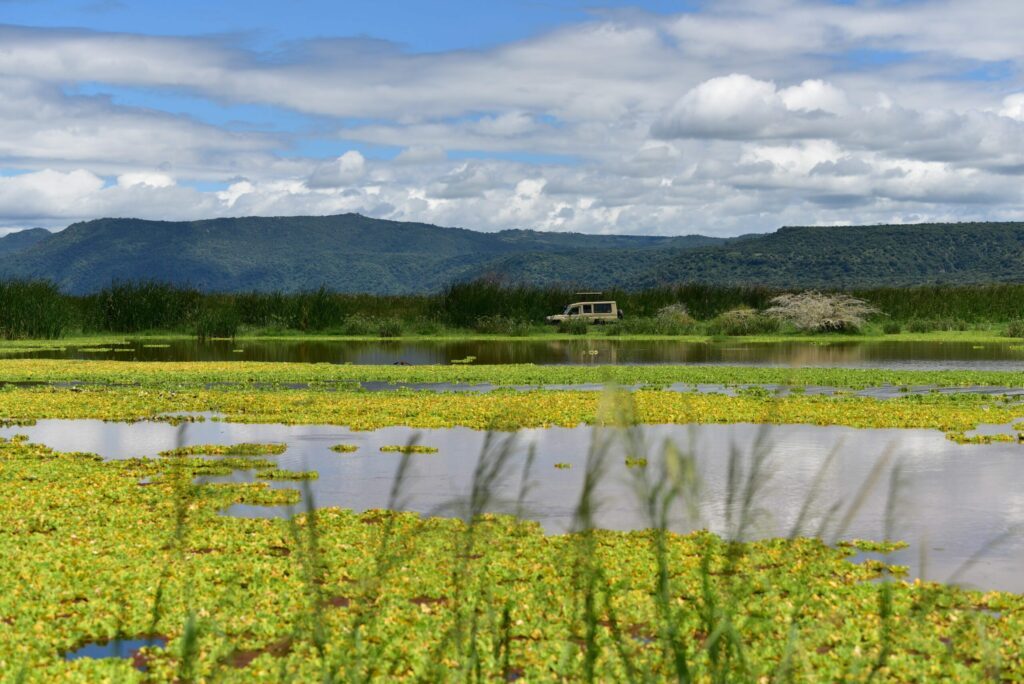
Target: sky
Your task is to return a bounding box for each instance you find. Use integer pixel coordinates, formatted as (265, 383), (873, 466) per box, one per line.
(2, 0), (1024, 236)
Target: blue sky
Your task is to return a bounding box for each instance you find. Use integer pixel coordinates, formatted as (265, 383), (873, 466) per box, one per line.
(1, 1), (1023, 235)
(0, 0), (691, 50)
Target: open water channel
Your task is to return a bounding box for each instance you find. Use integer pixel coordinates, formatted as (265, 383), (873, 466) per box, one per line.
(8, 337), (1024, 370)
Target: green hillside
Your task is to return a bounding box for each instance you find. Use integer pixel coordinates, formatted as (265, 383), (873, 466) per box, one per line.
(0, 228), (50, 258)
(0, 214), (720, 294)
(479, 223), (1024, 289)
(2, 215), (1024, 293)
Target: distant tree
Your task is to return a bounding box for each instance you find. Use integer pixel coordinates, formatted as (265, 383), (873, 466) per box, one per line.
(765, 291), (877, 333)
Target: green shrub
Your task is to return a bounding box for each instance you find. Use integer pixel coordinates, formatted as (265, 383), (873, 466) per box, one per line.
(408, 317), (445, 336)
(377, 318), (403, 338)
(473, 315), (530, 336)
(338, 314), (378, 336)
(654, 304), (696, 334)
(558, 318), (590, 335)
(707, 307), (779, 336)
(906, 317), (968, 333)
(1007, 319), (1024, 338)
(604, 315), (695, 336)
(882, 321), (902, 334)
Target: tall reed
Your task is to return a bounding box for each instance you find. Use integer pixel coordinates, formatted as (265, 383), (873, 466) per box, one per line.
(5, 277), (1024, 338)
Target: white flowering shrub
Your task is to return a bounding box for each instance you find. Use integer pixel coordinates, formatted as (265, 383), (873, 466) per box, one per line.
(765, 292), (877, 333)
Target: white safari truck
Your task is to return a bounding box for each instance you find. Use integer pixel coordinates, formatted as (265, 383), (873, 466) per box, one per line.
(545, 295), (623, 324)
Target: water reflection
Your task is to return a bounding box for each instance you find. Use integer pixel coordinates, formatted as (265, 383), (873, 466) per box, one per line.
(9, 338), (1024, 369)
(64, 637), (167, 670)
(4, 418), (1024, 592)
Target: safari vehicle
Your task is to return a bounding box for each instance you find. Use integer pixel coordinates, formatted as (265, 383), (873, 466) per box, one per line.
(546, 294), (623, 324)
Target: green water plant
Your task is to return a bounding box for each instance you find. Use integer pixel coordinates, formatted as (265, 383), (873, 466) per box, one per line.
(159, 443), (287, 457)
(379, 445), (439, 454)
(256, 469), (319, 480)
(1, 421), (1023, 680)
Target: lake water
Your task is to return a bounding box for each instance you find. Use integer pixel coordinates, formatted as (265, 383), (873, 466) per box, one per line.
(7, 338), (1024, 369)
(5, 418), (1024, 593)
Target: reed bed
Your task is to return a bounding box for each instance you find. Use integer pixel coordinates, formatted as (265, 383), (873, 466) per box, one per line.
(3, 278), (1024, 339)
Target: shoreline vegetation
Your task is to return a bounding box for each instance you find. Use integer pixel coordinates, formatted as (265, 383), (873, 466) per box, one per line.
(2, 279), (1024, 341)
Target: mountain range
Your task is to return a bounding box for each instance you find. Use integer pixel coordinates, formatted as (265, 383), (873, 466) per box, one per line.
(1, 214), (1023, 293)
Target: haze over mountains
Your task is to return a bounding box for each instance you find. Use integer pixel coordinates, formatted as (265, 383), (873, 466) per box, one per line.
(1, 214), (1023, 294)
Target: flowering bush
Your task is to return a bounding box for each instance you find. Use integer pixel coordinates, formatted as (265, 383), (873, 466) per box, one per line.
(765, 292), (877, 333)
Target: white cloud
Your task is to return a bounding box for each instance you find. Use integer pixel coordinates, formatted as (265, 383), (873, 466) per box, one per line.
(117, 172), (175, 189)
(999, 94), (1024, 122)
(3, 2), (1024, 235)
(653, 74), (783, 139)
(779, 80), (848, 115)
(307, 151), (367, 188)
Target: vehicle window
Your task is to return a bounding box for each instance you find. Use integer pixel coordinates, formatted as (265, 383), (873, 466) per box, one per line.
(569, 306), (580, 315)
(582, 304), (593, 314)
(593, 303), (612, 314)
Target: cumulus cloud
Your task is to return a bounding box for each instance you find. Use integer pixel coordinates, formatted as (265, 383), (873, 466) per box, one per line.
(306, 151), (367, 188)
(999, 94), (1024, 122)
(4, 1), (1024, 235)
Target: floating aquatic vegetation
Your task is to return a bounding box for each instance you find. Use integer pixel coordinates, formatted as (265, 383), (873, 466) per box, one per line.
(142, 344), (171, 349)
(8, 358), (1024, 391)
(554, 462), (572, 469)
(328, 444), (359, 453)
(2, 435), (1022, 680)
(450, 355), (476, 364)
(0, 417), (35, 427)
(624, 456), (648, 468)
(1, 383), (1022, 440)
(839, 539), (910, 553)
(175, 456), (277, 473)
(150, 414), (206, 426)
(255, 468), (319, 480)
(379, 445), (439, 453)
(159, 443), (287, 457)
(945, 432), (1023, 444)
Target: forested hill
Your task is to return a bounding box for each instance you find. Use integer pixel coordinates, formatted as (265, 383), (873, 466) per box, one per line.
(643, 222), (1024, 288)
(0, 228), (50, 258)
(1, 215), (1023, 293)
(494, 222), (1024, 290)
(0, 214), (721, 294)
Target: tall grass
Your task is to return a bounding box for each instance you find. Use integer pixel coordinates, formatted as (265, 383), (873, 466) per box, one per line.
(0, 280), (68, 339)
(5, 277), (1024, 338)
(83, 281), (202, 333)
